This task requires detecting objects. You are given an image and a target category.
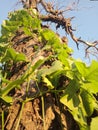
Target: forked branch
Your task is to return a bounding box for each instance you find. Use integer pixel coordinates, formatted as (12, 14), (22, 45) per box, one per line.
(21, 0), (98, 55)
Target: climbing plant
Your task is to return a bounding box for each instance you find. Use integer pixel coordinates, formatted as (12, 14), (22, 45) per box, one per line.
(0, 6), (98, 130)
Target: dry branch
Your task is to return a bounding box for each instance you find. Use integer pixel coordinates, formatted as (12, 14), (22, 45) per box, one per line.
(21, 0), (98, 56)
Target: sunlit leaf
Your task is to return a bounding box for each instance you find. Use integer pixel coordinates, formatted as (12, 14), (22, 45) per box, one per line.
(42, 76), (54, 89)
(1, 95), (12, 103)
(90, 117), (98, 130)
(81, 82), (98, 94)
(86, 60), (98, 82)
(75, 60), (88, 77)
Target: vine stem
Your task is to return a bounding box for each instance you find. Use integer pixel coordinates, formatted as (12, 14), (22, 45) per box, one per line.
(15, 101), (25, 130)
(41, 95), (46, 130)
(2, 110), (4, 130)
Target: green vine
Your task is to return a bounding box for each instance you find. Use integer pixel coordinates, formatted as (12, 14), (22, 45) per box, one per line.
(0, 9), (98, 130)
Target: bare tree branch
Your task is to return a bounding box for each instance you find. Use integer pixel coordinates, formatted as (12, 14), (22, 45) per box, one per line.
(20, 0), (98, 57)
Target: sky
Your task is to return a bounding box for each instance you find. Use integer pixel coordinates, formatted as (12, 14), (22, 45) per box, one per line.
(0, 0), (98, 64)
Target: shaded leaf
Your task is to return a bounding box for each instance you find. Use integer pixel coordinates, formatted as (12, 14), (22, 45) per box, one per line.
(80, 89), (95, 116)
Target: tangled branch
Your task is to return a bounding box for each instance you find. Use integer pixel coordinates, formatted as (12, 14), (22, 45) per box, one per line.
(21, 0), (98, 56)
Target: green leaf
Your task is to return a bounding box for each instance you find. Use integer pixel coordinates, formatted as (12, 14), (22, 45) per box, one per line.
(90, 117), (98, 130)
(31, 17), (41, 30)
(57, 48), (69, 62)
(1, 48), (26, 63)
(23, 17), (41, 35)
(81, 82), (98, 94)
(1, 21), (18, 36)
(75, 60), (98, 82)
(0, 43), (9, 54)
(1, 78), (24, 97)
(24, 59), (45, 79)
(60, 94), (80, 110)
(60, 80), (90, 129)
(42, 76), (54, 89)
(86, 60), (98, 82)
(60, 80), (80, 105)
(3, 20), (20, 27)
(32, 59), (45, 72)
(60, 94), (87, 128)
(80, 89), (95, 116)
(38, 60), (63, 78)
(41, 29), (56, 41)
(75, 60), (88, 77)
(1, 48), (16, 62)
(0, 9), (41, 43)
(75, 60), (98, 95)
(1, 95), (12, 103)
(15, 53), (26, 62)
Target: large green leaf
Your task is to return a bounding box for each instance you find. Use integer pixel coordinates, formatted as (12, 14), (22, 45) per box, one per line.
(60, 80), (80, 105)
(15, 53), (26, 62)
(60, 80), (91, 130)
(80, 89), (95, 116)
(60, 93), (88, 129)
(75, 60), (98, 82)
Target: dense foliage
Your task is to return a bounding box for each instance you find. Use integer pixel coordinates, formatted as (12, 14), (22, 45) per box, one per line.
(0, 9), (98, 130)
